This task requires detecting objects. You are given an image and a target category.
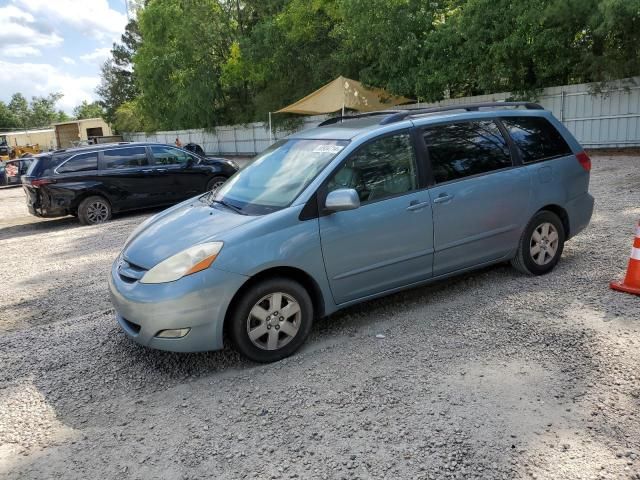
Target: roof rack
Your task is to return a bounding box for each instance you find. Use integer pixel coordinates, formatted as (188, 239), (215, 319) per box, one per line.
(379, 102), (544, 125)
(318, 110), (401, 127)
(317, 102), (544, 128)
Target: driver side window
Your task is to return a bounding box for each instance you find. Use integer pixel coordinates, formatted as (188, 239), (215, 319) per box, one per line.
(150, 146), (192, 166)
(327, 133), (418, 203)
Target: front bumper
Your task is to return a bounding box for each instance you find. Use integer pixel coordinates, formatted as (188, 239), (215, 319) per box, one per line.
(108, 259), (248, 352)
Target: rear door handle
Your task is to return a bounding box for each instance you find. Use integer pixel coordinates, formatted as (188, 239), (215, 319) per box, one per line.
(433, 193), (454, 204)
(406, 200), (430, 211)
(155, 168), (168, 173)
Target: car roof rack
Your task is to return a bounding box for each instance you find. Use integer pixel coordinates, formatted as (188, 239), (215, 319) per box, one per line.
(317, 102), (544, 127)
(379, 101), (544, 125)
(317, 110), (402, 127)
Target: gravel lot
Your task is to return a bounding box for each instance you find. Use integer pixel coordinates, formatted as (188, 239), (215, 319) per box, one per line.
(1, 154), (639, 479)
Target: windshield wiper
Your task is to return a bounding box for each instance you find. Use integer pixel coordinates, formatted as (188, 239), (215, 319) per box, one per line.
(210, 199), (246, 215)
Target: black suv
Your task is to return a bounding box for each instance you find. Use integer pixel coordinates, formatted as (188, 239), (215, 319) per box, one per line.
(22, 142), (238, 225)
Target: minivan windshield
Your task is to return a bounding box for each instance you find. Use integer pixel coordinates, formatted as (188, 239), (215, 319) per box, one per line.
(210, 138), (349, 215)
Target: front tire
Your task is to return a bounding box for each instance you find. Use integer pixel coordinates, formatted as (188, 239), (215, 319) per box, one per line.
(511, 211), (565, 275)
(206, 175), (227, 192)
(77, 195), (112, 225)
(229, 278), (313, 363)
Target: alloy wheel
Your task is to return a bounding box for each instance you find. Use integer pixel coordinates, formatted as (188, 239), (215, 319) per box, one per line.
(86, 201), (109, 224)
(530, 222), (559, 266)
(246, 292), (301, 350)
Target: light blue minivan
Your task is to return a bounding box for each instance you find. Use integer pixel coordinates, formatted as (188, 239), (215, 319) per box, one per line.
(109, 103), (594, 362)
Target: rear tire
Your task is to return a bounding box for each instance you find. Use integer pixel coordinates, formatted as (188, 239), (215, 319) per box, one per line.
(77, 195), (112, 225)
(511, 210), (565, 275)
(229, 278), (313, 363)
(206, 175), (227, 192)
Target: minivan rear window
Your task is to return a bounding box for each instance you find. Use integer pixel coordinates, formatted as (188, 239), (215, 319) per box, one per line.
(103, 147), (148, 170)
(501, 116), (572, 163)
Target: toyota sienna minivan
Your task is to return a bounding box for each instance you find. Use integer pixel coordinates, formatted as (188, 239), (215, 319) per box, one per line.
(109, 103), (594, 363)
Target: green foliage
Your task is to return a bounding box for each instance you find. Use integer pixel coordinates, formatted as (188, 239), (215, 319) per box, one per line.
(135, 0), (232, 130)
(97, 19), (142, 124)
(113, 100), (148, 133)
(0, 101), (18, 130)
(29, 93), (65, 127)
(73, 101), (105, 120)
(8, 93), (30, 128)
(0, 92), (66, 129)
(56, 110), (72, 123)
(109, 0), (640, 131)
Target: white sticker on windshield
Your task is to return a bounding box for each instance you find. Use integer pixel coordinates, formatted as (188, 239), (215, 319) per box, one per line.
(312, 145), (344, 154)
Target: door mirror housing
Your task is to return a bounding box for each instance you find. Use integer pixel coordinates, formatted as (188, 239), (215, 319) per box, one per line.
(325, 188), (360, 212)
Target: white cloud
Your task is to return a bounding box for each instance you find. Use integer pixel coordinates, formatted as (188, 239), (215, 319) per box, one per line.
(61, 56), (76, 65)
(0, 5), (63, 57)
(80, 47), (112, 65)
(0, 60), (100, 113)
(11, 0), (127, 42)
(2, 46), (42, 58)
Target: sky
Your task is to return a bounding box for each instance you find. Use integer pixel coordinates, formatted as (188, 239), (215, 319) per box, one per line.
(0, 0), (129, 113)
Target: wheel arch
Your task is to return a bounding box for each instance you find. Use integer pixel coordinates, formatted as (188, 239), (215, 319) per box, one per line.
(223, 266), (326, 336)
(537, 204), (570, 238)
(71, 190), (113, 214)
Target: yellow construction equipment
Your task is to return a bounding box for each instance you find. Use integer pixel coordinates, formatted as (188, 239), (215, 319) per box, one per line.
(11, 144), (41, 158)
(0, 135), (10, 162)
(0, 135), (41, 161)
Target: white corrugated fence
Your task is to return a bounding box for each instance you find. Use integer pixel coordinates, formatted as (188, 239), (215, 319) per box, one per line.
(124, 77), (640, 154)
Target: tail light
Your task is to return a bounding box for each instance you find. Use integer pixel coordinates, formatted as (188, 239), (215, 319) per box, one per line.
(30, 178), (53, 187)
(576, 151), (591, 172)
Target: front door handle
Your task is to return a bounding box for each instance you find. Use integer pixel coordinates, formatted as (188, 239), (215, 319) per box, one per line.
(406, 200), (430, 211)
(155, 168), (168, 173)
(433, 193), (454, 204)
(141, 169), (154, 173)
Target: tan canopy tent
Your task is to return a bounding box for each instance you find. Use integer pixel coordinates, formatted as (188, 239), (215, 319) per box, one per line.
(275, 76), (413, 115)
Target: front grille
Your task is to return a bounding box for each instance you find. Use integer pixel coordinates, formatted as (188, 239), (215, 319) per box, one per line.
(118, 257), (147, 283)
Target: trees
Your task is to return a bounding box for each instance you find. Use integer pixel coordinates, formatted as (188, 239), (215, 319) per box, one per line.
(29, 93), (65, 127)
(96, 0), (640, 131)
(233, 0), (345, 120)
(0, 93), (66, 129)
(135, 0), (232, 130)
(73, 101), (105, 120)
(0, 102), (17, 130)
(8, 93), (30, 128)
(97, 19), (142, 125)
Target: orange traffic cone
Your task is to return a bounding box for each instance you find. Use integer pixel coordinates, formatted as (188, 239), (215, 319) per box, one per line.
(610, 220), (640, 296)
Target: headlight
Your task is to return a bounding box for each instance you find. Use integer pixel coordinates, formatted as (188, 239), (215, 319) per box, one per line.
(140, 242), (223, 284)
(225, 159), (239, 170)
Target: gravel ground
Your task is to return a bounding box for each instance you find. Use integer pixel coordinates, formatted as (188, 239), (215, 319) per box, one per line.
(0, 154), (639, 479)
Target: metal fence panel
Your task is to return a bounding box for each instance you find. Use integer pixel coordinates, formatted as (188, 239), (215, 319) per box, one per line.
(124, 77), (640, 154)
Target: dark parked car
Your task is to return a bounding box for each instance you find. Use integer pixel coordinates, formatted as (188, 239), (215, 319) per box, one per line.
(4, 158), (34, 186)
(184, 142), (205, 156)
(22, 142), (238, 225)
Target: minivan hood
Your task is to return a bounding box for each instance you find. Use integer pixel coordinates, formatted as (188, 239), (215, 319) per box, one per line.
(123, 199), (258, 269)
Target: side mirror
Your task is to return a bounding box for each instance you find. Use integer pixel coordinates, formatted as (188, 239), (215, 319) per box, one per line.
(325, 188), (360, 212)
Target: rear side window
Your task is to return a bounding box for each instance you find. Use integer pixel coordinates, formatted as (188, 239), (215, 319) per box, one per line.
(102, 147), (148, 170)
(423, 121), (512, 184)
(501, 116), (572, 163)
(57, 152), (98, 174)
